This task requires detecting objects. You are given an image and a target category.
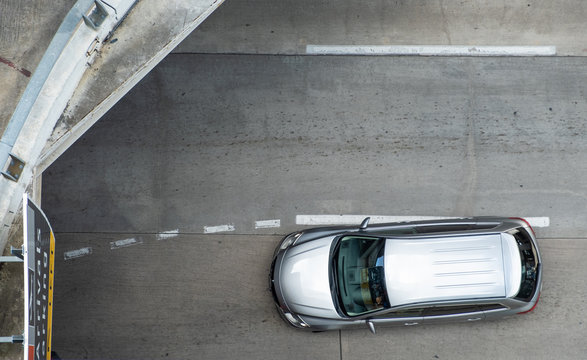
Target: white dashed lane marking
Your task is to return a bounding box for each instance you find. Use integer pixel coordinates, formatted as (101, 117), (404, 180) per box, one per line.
(157, 229), (179, 240)
(110, 237), (143, 250)
(64, 247), (92, 260)
(204, 224), (235, 234)
(255, 219), (281, 229)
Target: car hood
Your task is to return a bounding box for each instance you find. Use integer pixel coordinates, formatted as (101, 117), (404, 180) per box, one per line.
(279, 236), (340, 319)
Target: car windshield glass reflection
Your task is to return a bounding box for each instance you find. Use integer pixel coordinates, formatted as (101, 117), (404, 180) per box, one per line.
(334, 236), (390, 316)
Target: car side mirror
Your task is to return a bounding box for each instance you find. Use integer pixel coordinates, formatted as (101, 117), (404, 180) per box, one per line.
(360, 217), (371, 230)
(366, 319), (376, 334)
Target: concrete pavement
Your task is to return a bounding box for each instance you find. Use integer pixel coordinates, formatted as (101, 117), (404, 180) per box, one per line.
(38, 0), (227, 172)
(3, 0), (587, 358)
(52, 233), (340, 360)
(42, 54), (587, 359)
(0, 1), (223, 357)
(0, 0), (226, 255)
(44, 54), (587, 239)
(4, 0), (587, 171)
(50, 232), (587, 359)
(178, 0), (587, 55)
(2, 0), (587, 252)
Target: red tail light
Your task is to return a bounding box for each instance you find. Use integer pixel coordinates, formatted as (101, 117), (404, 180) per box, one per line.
(510, 217), (536, 237)
(517, 292), (540, 314)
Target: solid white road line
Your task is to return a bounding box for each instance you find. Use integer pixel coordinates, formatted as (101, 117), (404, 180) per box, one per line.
(110, 237), (143, 250)
(306, 45), (557, 57)
(255, 219), (281, 229)
(524, 217), (550, 228)
(204, 224), (235, 234)
(64, 247), (92, 260)
(296, 215), (550, 228)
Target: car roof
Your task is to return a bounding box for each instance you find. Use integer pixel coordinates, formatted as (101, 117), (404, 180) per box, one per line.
(384, 233), (506, 306)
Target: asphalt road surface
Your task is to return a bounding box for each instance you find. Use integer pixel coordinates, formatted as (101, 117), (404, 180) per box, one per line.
(43, 54), (587, 359)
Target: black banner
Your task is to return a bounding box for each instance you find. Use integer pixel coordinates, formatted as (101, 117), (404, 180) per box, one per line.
(23, 196), (55, 360)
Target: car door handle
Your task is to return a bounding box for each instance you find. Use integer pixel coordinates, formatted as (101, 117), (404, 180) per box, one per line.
(467, 317), (482, 322)
(404, 322), (419, 326)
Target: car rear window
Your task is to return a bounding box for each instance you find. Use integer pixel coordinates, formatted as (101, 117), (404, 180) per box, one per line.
(513, 228), (539, 301)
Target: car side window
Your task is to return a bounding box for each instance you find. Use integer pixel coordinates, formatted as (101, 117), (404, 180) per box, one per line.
(372, 308), (423, 319)
(370, 227), (417, 236)
(423, 305), (481, 317)
(387, 227), (417, 235)
(415, 223), (497, 234)
(415, 224), (473, 233)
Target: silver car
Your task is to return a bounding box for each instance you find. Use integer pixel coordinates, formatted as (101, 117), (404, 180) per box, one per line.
(270, 217), (542, 333)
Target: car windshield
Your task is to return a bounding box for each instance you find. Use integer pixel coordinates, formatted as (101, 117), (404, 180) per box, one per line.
(334, 235), (390, 316)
